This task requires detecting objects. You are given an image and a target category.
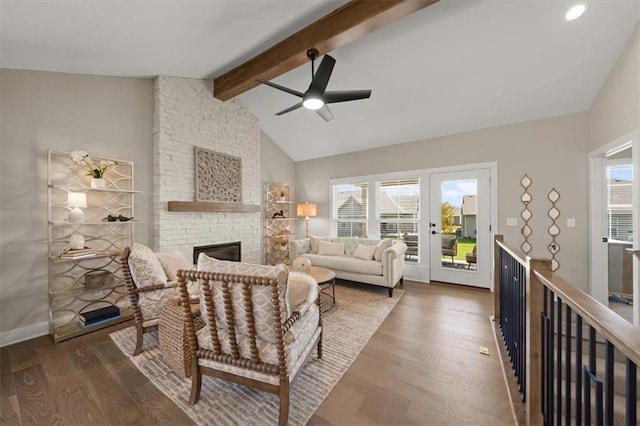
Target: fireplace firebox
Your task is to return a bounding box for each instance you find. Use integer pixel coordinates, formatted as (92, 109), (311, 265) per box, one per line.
(193, 241), (241, 265)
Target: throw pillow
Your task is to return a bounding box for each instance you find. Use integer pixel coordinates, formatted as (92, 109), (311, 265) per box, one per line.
(353, 244), (376, 261)
(156, 250), (192, 281)
(318, 240), (345, 256)
(309, 234), (329, 254)
(128, 243), (168, 289)
(374, 239), (393, 261)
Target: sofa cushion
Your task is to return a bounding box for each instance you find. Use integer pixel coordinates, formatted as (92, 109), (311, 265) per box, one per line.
(302, 253), (383, 276)
(309, 235), (329, 254)
(128, 243), (168, 289)
(318, 241), (345, 256)
(374, 239), (393, 261)
(353, 244), (376, 261)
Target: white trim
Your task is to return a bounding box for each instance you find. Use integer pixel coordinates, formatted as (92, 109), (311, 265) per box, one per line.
(329, 162), (498, 285)
(0, 321), (49, 348)
(588, 129), (639, 325)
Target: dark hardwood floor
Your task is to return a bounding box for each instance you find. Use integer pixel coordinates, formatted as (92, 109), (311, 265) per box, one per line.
(1, 281), (514, 425)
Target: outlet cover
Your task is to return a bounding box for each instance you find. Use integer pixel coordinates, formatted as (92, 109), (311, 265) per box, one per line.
(567, 218), (576, 228)
(507, 218), (518, 226)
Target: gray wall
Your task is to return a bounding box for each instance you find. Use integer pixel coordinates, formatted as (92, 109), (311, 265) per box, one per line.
(589, 23), (639, 150)
(0, 69), (154, 343)
(295, 112), (590, 288)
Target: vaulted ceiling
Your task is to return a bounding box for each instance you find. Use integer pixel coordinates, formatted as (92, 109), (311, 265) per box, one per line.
(2, 0), (638, 161)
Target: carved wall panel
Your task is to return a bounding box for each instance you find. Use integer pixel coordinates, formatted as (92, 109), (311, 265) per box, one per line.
(195, 147), (242, 203)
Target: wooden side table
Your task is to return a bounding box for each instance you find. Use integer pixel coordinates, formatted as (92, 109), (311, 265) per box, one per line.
(159, 298), (204, 378)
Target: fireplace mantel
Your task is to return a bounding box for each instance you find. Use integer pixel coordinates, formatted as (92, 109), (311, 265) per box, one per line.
(167, 201), (260, 213)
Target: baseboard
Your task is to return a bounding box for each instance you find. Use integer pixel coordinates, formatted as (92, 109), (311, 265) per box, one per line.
(0, 321), (49, 348)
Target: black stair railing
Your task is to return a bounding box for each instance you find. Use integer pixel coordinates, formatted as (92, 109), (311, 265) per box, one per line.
(494, 235), (640, 426)
(498, 244), (527, 399)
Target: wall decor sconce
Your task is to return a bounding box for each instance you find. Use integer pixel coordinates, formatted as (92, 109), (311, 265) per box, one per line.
(67, 192), (87, 223)
(296, 202), (318, 238)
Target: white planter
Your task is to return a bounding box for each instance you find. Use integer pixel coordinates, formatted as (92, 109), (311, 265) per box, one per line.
(280, 245), (288, 251)
(91, 178), (107, 189)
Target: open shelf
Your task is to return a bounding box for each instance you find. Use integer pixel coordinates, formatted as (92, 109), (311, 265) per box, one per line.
(52, 308), (133, 343)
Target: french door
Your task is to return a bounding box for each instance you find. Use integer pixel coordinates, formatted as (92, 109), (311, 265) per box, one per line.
(429, 168), (492, 288)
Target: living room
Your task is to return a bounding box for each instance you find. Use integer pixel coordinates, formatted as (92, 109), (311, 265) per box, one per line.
(1, 1), (639, 424)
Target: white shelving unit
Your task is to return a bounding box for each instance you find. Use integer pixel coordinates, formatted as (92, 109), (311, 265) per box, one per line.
(47, 150), (139, 342)
(265, 183), (299, 265)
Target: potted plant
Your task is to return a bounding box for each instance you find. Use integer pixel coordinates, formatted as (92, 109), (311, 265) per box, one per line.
(70, 150), (118, 189)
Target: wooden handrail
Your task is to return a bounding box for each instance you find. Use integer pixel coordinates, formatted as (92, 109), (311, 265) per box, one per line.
(533, 269), (640, 366)
(494, 237), (528, 267)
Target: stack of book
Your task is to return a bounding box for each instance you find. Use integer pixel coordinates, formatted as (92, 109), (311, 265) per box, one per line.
(60, 247), (96, 260)
(79, 305), (121, 327)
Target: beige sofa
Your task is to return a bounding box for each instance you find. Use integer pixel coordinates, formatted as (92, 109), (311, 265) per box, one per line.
(292, 237), (407, 297)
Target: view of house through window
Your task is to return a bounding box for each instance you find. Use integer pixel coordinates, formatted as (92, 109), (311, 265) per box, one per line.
(441, 179), (477, 269)
(334, 182), (368, 238)
(378, 178), (420, 262)
(606, 163), (633, 242)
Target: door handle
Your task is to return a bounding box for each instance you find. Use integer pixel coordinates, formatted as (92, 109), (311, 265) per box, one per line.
(431, 230), (439, 235)
(602, 237), (608, 243)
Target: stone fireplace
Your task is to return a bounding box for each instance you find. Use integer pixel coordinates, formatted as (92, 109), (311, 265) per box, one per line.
(153, 76), (261, 263)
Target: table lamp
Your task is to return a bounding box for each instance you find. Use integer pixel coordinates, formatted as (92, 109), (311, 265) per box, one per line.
(296, 202), (318, 238)
(67, 192), (87, 223)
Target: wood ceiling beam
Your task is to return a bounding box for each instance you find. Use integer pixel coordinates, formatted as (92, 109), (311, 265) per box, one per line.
(213, 0), (439, 101)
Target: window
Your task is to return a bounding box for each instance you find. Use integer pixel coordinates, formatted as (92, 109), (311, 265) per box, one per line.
(378, 178), (420, 260)
(606, 163), (633, 242)
(333, 182), (368, 238)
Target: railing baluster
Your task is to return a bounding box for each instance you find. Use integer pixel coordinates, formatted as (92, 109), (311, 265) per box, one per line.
(556, 298), (562, 426)
(575, 315), (582, 425)
(564, 305), (571, 426)
(605, 341), (614, 426)
(626, 359), (637, 426)
(548, 291), (555, 423)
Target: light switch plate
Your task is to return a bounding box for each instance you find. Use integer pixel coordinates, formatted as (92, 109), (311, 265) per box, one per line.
(567, 218), (576, 228)
(507, 218), (518, 226)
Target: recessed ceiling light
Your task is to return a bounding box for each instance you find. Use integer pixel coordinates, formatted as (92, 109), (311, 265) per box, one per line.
(565, 4), (587, 21)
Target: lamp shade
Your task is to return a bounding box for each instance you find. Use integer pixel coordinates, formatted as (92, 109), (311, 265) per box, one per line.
(67, 192), (87, 208)
(296, 202), (318, 218)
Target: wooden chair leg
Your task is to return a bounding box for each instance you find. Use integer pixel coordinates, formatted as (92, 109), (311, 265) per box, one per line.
(278, 380), (290, 426)
(189, 359), (202, 404)
(133, 324), (144, 356)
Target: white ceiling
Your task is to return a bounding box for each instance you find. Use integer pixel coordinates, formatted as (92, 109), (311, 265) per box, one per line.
(2, 0), (639, 161)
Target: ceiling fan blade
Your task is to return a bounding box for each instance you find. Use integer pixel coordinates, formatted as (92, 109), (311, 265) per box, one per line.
(315, 104), (334, 122)
(324, 90), (372, 104)
(308, 55), (336, 93)
(257, 79), (304, 98)
(275, 102), (303, 116)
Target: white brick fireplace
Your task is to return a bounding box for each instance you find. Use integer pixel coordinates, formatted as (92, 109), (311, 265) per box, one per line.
(153, 76), (261, 262)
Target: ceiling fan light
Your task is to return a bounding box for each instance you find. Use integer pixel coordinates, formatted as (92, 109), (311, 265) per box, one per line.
(565, 4), (587, 21)
(302, 97), (324, 110)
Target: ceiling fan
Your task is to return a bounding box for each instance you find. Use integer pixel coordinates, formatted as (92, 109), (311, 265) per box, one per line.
(257, 48), (371, 122)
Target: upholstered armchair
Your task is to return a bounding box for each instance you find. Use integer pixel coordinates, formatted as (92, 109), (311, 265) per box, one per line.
(176, 255), (322, 426)
(119, 243), (192, 355)
(441, 235), (458, 262)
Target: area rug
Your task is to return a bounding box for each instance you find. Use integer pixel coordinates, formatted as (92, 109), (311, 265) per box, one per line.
(110, 283), (404, 425)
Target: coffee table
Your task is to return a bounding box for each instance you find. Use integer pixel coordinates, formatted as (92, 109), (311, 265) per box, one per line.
(288, 265), (336, 312)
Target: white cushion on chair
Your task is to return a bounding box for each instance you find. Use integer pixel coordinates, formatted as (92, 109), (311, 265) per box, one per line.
(156, 250), (192, 281)
(128, 243), (168, 289)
